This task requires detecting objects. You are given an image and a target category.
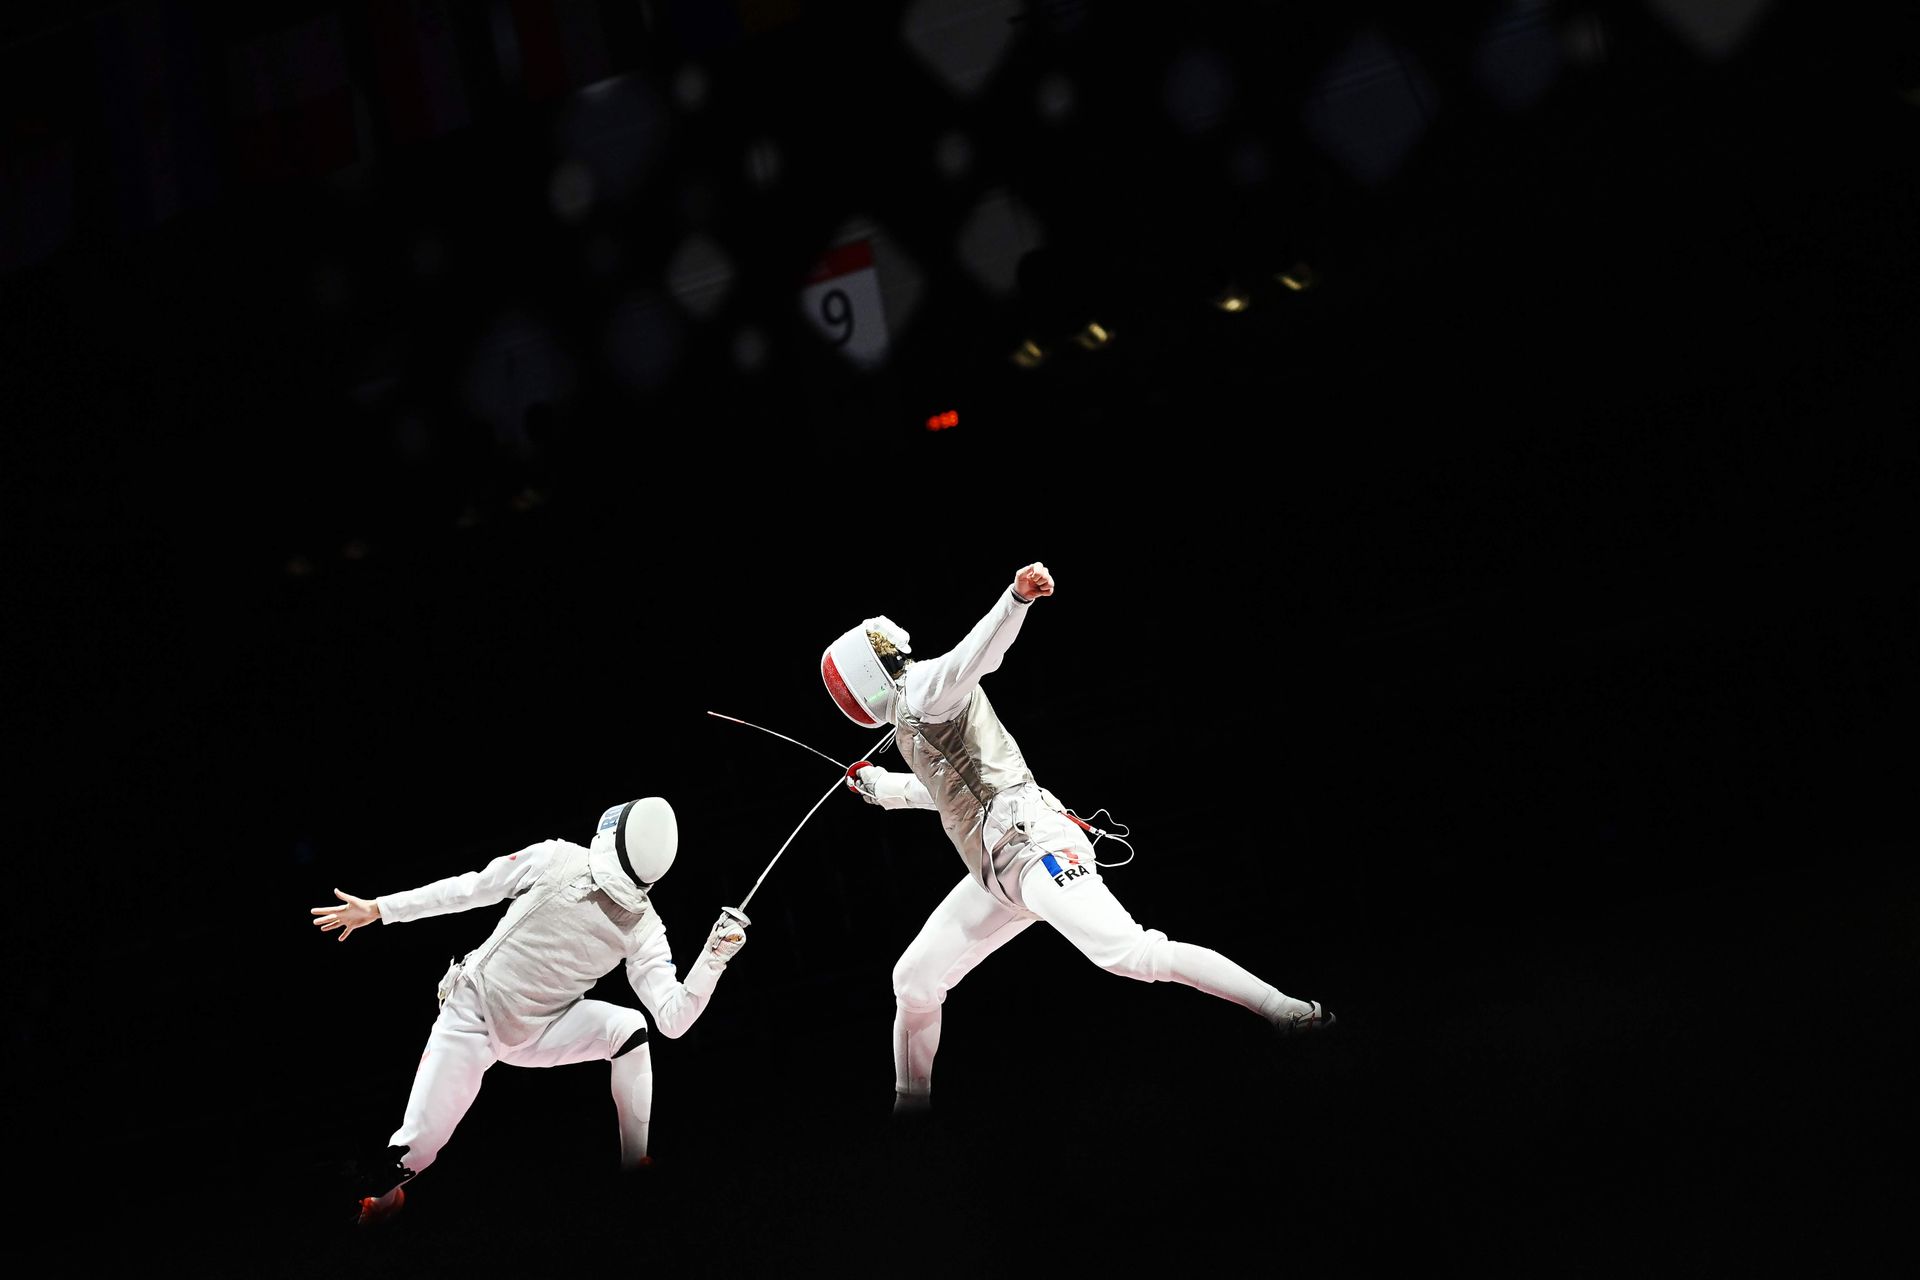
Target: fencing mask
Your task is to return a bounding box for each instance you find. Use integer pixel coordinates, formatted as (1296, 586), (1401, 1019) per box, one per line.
(822, 616), (911, 728)
(589, 797), (677, 912)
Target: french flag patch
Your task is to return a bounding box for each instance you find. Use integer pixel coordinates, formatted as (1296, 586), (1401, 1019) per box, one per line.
(1041, 849), (1088, 884)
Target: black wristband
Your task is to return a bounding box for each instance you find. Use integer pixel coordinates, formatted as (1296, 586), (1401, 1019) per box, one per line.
(1009, 586), (1032, 604)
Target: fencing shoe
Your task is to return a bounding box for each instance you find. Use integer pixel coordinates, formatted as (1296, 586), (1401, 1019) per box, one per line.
(1271, 999), (1337, 1037)
(354, 1187), (405, 1228)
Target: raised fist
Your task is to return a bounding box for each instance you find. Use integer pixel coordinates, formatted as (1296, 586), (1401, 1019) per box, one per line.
(1014, 562), (1054, 600)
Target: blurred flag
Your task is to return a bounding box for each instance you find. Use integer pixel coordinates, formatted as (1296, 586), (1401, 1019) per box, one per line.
(367, 0), (472, 145)
(503, 0), (612, 101)
(664, 0), (806, 56)
(229, 12), (359, 180)
(1, 33), (78, 273)
(92, 0), (222, 231)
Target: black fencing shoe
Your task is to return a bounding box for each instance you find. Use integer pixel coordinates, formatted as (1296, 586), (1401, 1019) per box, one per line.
(1272, 1000), (1337, 1036)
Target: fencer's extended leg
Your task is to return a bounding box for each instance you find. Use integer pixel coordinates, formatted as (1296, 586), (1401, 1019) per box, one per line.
(610, 1031), (654, 1168)
(892, 875), (1036, 1106)
(366, 982), (498, 1215)
(1019, 857), (1326, 1028)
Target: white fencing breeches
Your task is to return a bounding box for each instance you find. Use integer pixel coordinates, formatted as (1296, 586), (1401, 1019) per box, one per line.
(610, 1041), (654, 1168)
(891, 873), (1040, 1099)
(891, 829), (1290, 1099)
(383, 980), (651, 1190)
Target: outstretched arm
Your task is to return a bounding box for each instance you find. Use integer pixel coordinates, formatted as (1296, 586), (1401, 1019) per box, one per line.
(307, 842), (556, 941)
(625, 909), (750, 1038)
(907, 561), (1055, 721)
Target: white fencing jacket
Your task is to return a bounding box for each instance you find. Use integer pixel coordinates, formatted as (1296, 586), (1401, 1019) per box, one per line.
(376, 839), (713, 1052)
(858, 588), (1075, 893)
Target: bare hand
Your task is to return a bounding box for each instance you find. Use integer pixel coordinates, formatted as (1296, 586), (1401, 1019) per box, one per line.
(311, 889), (380, 942)
(1013, 562), (1054, 601)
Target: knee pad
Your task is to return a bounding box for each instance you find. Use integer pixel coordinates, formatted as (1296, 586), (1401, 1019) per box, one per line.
(611, 1038), (653, 1090)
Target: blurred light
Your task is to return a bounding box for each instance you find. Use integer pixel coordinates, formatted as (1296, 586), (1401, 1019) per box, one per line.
(341, 539), (370, 562)
(902, 0), (1020, 98)
(666, 233), (735, 319)
(1304, 33), (1435, 187)
(1214, 287), (1251, 313)
(1562, 12), (1608, 65)
(956, 189), (1043, 298)
(508, 488), (547, 514)
(549, 161), (594, 223)
(1164, 46), (1233, 136)
(1474, 1), (1565, 113)
(465, 314), (574, 443)
(733, 326), (769, 372)
(1072, 321), (1112, 350)
(557, 73), (667, 206)
(1277, 263), (1316, 292)
(745, 137), (782, 189)
(285, 555), (314, 578)
(1010, 339), (1046, 369)
(1646, 0), (1772, 62)
(1036, 72), (1075, 122)
(673, 64), (708, 110)
(581, 75), (622, 102)
(935, 130), (973, 179)
(925, 410), (960, 431)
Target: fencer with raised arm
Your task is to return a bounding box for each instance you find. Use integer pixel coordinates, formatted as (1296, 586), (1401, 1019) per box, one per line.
(823, 563), (1334, 1111)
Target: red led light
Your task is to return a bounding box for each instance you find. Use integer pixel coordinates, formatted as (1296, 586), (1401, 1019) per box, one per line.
(925, 410), (959, 431)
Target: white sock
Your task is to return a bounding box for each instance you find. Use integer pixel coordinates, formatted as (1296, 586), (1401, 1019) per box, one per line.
(894, 1002), (941, 1098)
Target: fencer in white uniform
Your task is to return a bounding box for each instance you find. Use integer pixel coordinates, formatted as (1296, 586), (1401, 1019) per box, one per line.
(821, 563), (1334, 1110)
(309, 797), (749, 1224)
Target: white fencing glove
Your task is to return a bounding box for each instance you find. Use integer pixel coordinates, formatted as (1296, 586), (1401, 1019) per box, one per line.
(845, 761), (884, 805)
(846, 762), (935, 810)
(683, 907), (749, 998)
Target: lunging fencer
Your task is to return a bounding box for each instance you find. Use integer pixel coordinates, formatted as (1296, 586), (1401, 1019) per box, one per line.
(308, 797), (749, 1225)
(821, 562), (1334, 1112)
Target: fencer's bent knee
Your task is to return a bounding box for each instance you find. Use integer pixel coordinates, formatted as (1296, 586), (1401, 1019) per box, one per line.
(613, 1025), (649, 1059)
(892, 953), (946, 1011)
(608, 1007), (651, 1051)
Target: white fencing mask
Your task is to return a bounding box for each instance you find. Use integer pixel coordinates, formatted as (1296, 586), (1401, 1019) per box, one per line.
(822, 616), (911, 728)
(589, 797), (677, 912)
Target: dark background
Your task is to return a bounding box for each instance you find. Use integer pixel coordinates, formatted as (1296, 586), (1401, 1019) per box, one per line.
(5, 0), (1915, 1272)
